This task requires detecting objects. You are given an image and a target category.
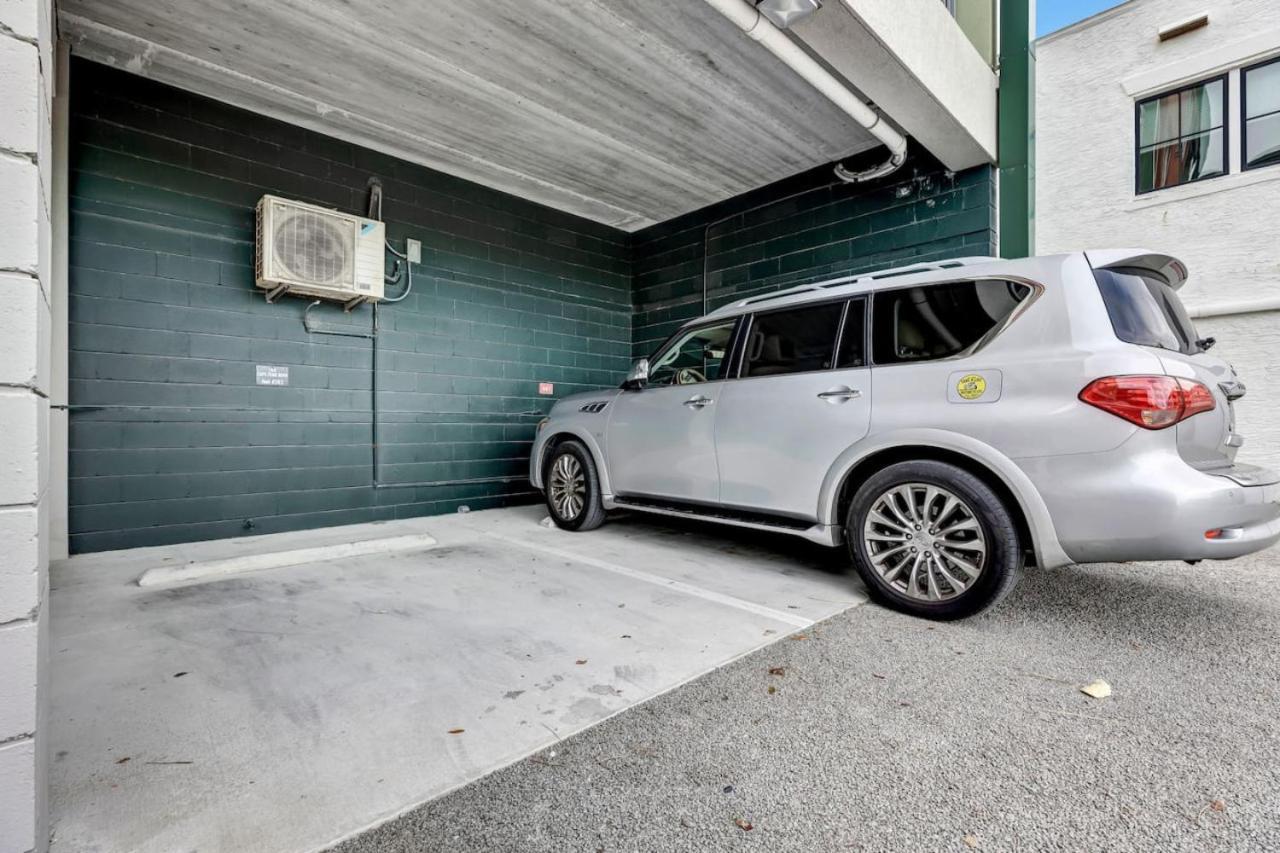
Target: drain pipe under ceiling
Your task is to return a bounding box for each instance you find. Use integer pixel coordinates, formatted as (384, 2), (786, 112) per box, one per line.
(700, 0), (908, 182)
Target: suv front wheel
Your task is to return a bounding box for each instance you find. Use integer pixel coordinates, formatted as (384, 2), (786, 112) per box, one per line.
(544, 439), (607, 532)
(846, 460), (1022, 619)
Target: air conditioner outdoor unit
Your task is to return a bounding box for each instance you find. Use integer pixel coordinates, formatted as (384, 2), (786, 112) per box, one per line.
(255, 195), (385, 306)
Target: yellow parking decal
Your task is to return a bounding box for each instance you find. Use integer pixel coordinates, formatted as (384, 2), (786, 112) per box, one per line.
(956, 374), (987, 400)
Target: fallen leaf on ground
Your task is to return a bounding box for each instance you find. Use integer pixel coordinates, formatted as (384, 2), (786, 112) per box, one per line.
(447, 728), (465, 735)
(1080, 679), (1112, 699)
(964, 834), (979, 848)
(734, 818), (754, 832)
(173, 672), (188, 678)
(115, 757), (130, 765)
(872, 673), (887, 679)
(768, 667), (785, 676)
(766, 685), (776, 695)
(575, 659), (588, 665)
(788, 633), (808, 641)
(1210, 799), (1227, 812)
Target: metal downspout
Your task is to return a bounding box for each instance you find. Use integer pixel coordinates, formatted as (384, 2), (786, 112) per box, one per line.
(698, 0), (909, 182)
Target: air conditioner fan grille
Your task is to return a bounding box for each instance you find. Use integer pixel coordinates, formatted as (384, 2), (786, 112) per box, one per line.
(272, 209), (353, 285)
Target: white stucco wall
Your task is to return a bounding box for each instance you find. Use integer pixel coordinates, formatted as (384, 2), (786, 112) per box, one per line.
(0, 0), (53, 850)
(1037, 0), (1280, 469)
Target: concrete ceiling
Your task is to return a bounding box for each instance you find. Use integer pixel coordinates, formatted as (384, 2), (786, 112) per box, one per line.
(59, 0), (883, 230)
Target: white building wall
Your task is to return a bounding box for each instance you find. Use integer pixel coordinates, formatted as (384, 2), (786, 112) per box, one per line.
(1037, 0), (1280, 470)
(0, 0), (53, 849)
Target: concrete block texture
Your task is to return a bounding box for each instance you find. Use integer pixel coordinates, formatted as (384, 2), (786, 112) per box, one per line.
(67, 61), (632, 552)
(0, 0), (40, 41)
(0, 391), (41, 506)
(0, 273), (47, 391)
(0, 739), (36, 853)
(0, 621), (38, 737)
(0, 156), (40, 276)
(0, 508), (39, 623)
(0, 3), (51, 851)
(0, 35), (38, 155)
(1199, 311), (1280, 472)
(1035, 0), (1280, 313)
(631, 152), (996, 356)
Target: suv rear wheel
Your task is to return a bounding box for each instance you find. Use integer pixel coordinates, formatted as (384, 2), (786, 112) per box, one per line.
(846, 460), (1022, 619)
(544, 439), (607, 531)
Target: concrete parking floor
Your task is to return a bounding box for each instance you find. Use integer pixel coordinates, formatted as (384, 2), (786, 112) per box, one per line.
(47, 506), (865, 853)
(334, 539), (1280, 853)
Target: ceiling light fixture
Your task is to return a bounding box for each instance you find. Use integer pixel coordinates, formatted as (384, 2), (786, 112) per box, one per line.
(755, 0), (822, 29)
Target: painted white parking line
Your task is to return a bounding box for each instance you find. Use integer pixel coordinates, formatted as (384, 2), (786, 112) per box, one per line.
(135, 533), (440, 587)
(482, 530), (814, 629)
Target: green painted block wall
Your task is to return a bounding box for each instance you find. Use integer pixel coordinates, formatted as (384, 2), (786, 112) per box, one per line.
(68, 63), (996, 553)
(631, 152), (996, 358)
(68, 61), (632, 552)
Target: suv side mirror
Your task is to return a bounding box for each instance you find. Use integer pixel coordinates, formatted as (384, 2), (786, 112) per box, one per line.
(621, 357), (649, 391)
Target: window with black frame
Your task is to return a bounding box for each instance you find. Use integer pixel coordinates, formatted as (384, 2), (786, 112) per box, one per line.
(1136, 76), (1226, 193)
(646, 320), (737, 386)
(1244, 57), (1280, 170)
(741, 302), (843, 379)
(871, 280), (1031, 365)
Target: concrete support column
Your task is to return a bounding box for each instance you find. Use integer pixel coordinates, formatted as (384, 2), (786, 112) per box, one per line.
(0, 0), (55, 850)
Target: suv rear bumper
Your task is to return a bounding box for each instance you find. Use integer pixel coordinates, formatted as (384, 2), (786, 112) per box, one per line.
(1018, 448), (1280, 564)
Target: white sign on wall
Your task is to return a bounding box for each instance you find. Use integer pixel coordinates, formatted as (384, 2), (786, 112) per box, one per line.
(256, 365), (289, 386)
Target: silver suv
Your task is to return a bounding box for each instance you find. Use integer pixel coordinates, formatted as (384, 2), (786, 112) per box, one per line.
(530, 250), (1280, 618)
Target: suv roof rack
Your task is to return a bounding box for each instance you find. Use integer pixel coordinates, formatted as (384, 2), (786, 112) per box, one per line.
(711, 255), (1000, 316)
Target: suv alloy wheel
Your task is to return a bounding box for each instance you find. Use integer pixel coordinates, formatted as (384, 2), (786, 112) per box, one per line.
(544, 439), (608, 531)
(846, 460), (1023, 619)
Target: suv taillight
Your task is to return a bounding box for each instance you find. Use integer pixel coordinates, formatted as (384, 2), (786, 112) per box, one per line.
(1079, 375), (1215, 429)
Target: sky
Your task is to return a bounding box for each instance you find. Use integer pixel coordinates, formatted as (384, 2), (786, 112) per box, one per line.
(1037, 0), (1127, 37)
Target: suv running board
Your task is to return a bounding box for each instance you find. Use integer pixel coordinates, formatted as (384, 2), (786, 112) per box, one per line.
(610, 496), (840, 548)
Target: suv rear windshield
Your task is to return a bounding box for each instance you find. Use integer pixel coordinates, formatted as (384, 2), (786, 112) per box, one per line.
(1093, 267), (1201, 354)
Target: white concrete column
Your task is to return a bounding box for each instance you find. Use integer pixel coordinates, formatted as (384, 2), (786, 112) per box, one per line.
(0, 0), (55, 850)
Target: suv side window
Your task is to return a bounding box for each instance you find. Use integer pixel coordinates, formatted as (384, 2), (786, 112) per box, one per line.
(647, 319), (738, 386)
(742, 302), (843, 378)
(871, 279), (1031, 364)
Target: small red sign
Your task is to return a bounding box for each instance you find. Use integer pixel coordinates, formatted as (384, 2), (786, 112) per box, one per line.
(538, 382), (554, 396)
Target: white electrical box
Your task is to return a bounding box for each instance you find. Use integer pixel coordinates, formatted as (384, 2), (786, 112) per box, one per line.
(255, 195), (385, 305)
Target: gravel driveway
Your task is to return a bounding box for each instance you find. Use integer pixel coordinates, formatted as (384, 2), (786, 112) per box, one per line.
(333, 530), (1280, 852)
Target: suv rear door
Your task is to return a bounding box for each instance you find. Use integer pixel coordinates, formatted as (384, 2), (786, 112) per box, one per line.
(1088, 252), (1243, 471)
(714, 298), (871, 519)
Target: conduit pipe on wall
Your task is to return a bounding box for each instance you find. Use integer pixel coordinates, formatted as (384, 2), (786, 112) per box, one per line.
(699, 0), (908, 182)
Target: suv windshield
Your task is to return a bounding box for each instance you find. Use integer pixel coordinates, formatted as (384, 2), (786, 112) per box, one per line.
(1093, 267), (1202, 354)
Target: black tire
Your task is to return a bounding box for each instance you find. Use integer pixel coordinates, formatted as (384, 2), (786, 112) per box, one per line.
(543, 439), (607, 532)
(845, 460), (1022, 620)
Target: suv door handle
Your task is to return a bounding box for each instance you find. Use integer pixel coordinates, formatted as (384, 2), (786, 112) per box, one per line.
(817, 387), (862, 402)
(683, 395), (713, 408)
